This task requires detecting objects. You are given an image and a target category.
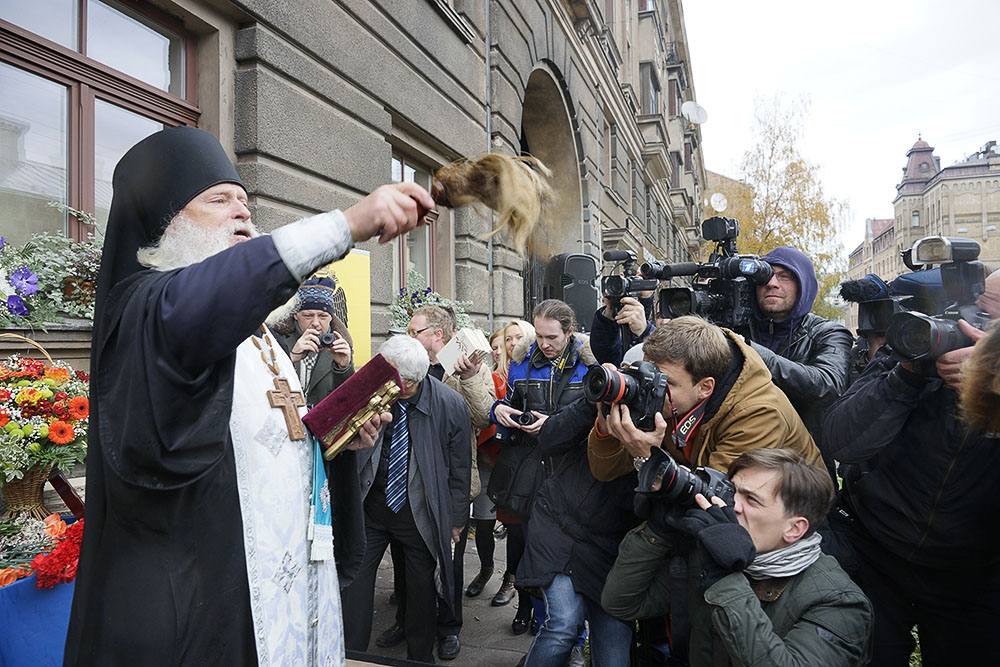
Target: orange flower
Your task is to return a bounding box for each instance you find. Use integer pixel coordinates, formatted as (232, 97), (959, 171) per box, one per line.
(48, 420), (75, 445)
(44, 367), (71, 384)
(67, 396), (89, 420)
(44, 513), (68, 538)
(0, 567), (30, 588)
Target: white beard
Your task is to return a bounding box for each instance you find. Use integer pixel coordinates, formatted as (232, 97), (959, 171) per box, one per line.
(136, 212), (259, 271)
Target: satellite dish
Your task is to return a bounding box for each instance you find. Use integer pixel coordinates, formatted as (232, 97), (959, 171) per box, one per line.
(710, 192), (728, 212)
(681, 101), (708, 125)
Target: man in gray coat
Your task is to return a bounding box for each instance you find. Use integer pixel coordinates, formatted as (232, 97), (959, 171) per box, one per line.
(342, 335), (472, 663)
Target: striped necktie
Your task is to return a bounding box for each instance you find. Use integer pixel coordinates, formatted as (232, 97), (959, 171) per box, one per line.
(385, 403), (410, 513)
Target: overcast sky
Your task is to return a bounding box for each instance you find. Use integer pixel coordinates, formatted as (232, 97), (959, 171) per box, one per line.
(682, 0), (1000, 251)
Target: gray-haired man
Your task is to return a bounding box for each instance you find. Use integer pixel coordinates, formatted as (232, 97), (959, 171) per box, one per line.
(342, 335), (472, 663)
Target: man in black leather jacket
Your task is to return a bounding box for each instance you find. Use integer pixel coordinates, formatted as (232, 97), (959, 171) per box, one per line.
(749, 247), (852, 477)
(821, 278), (1000, 665)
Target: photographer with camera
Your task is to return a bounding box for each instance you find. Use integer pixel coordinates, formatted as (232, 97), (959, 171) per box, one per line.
(601, 448), (872, 666)
(821, 250), (1000, 664)
(748, 247), (852, 476)
(650, 222), (851, 476)
(281, 277), (355, 405)
(590, 250), (658, 366)
(587, 316), (822, 483)
(489, 299), (596, 641)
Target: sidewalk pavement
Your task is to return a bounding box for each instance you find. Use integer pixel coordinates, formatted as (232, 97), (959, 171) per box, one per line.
(355, 528), (534, 666)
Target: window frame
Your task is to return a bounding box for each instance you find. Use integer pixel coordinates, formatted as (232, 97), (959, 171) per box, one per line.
(638, 61), (660, 116)
(0, 1), (198, 240)
(390, 152), (437, 293)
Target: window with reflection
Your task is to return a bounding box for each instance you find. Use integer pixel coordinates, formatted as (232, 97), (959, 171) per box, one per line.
(0, 0), (195, 241)
(0, 63), (69, 246)
(390, 154), (435, 293)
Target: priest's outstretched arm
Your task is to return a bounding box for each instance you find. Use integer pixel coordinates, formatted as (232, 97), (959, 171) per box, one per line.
(158, 183), (434, 377)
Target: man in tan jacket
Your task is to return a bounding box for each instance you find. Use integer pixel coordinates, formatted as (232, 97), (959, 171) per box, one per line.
(378, 304), (495, 660)
(589, 316), (822, 482)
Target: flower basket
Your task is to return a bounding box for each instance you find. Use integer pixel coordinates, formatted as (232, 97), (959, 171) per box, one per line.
(0, 465), (53, 521)
(0, 334), (88, 518)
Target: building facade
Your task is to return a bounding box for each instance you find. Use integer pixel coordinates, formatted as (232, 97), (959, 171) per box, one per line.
(0, 0), (706, 361)
(893, 137), (1000, 276)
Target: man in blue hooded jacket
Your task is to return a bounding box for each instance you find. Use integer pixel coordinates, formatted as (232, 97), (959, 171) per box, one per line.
(748, 247), (852, 477)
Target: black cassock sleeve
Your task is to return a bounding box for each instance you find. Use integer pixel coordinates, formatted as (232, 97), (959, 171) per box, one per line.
(97, 237), (300, 489)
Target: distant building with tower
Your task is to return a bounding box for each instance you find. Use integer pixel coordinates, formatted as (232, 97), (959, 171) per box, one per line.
(845, 136), (1000, 332)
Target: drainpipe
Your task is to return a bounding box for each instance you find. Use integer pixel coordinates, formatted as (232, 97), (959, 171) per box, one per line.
(486, 0), (495, 332)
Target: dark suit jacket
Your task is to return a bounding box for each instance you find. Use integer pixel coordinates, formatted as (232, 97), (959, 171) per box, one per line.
(356, 376), (472, 609)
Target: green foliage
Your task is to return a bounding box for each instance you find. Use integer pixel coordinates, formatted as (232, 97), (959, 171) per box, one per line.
(0, 202), (102, 326)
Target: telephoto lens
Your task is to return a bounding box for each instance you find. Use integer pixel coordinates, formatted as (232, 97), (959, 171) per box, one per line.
(636, 446), (735, 507)
(888, 311), (973, 360)
(515, 411), (538, 426)
(583, 365), (640, 405)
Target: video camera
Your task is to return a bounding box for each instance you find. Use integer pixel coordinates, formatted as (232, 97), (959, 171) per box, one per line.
(651, 217), (773, 331)
(636, 445), (735, 507)
(601, 249), (659, 305)
(886, 236), (990, 361)
(582, 360), (668, 431)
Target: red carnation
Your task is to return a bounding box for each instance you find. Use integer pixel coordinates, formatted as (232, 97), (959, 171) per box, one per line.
(31, 519), (85, 589)
(54, 392), (69, 401)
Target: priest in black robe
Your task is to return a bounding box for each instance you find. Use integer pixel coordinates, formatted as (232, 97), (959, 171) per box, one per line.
(63, 126), (433, 666)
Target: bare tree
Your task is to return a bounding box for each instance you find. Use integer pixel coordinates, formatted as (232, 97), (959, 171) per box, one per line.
(708, 96), (847, 320)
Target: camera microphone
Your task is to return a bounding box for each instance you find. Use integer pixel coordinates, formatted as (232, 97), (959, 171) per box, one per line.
(603, 250), (634, 262)
(840, 274), (888, 303)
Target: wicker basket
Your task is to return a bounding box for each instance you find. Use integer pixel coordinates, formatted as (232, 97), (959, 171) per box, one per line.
(0, 333), (59, 520)
(1, 464), (54, 520)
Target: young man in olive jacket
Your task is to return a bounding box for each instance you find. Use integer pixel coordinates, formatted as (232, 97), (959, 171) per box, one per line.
(602, 448), (872, 666)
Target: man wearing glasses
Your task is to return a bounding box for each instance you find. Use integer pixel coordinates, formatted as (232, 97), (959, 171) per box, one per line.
(746, 247), (852, 479)
(375, 305), (494, 660)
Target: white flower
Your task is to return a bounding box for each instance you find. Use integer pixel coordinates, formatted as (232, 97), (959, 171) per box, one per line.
(0, 268), (12, 299)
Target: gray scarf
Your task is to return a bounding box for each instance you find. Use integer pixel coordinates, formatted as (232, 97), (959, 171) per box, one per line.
(744, 532), (822, 580)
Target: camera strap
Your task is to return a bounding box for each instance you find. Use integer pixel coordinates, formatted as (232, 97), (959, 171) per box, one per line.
(671, 397), (709, 457)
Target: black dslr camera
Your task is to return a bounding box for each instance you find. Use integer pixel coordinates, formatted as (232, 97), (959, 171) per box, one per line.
(636, 446), (736, 507)
(886, 236), (990, 361)
(515, 411), (537, 427)
(600, 249), (659, 349)
(317, 332), (339, 348)
(653, 217), (772, 331)
(582, 360), (667, 431)
(601, 249), (658, 305)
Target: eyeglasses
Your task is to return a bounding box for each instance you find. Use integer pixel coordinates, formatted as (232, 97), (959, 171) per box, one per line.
(772, 270), (797, 284)
(406, 326), (431, 337)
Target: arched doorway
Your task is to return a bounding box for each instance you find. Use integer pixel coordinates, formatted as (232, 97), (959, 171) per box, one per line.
(519, 63), (585, 316)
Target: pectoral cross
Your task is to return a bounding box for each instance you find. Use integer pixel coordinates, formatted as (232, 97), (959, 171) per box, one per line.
(267, 377), (307, 440)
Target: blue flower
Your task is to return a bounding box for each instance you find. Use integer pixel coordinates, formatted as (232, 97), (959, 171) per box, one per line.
(5, 295), (29, 316)
(0, 236), (4, 252)
(10, 266), (38, 296)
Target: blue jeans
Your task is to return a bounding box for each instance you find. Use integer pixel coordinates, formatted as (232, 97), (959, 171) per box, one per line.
(524, 574), (632, 667)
